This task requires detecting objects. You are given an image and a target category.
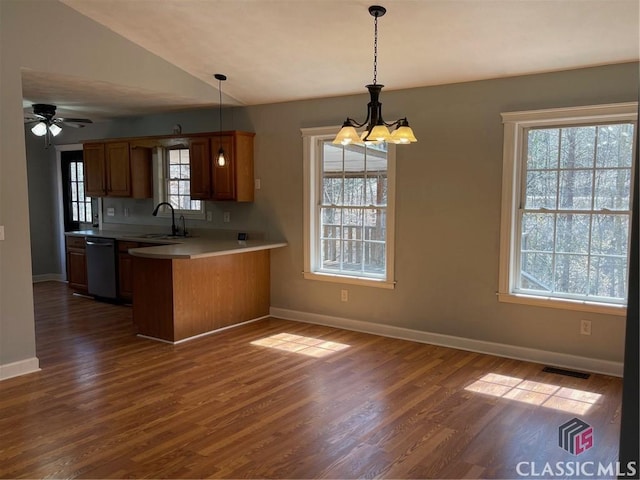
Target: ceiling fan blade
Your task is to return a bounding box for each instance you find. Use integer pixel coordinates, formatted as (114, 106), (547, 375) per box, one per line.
(24, 113), (46, 121)
(59, 122), (89, 128)
(55, 118), (93, 128)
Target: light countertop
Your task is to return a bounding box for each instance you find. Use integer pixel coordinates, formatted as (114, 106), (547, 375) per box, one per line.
(65, 229), (287, 260)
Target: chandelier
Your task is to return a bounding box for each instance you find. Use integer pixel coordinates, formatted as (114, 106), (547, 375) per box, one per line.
(333, 5), (417, 146)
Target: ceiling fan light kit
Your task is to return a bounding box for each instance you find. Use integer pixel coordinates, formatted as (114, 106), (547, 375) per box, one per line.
(25, 103), (92, 144)
(333, 5), (417, 146)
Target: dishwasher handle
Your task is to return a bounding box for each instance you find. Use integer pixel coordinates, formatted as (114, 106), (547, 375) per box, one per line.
(86, 240), (114, 247)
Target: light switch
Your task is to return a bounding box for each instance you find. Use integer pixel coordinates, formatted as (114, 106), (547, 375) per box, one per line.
(106, 207), (115, 217)
(0, 225), (4, 241)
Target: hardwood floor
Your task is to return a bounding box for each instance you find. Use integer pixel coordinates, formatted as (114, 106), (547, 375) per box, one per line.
(0, 282), (623, 479)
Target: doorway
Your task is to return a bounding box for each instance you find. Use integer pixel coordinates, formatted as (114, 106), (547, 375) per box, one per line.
(60, 150), (93, 232)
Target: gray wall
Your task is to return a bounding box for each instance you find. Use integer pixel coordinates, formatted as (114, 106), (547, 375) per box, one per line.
(40, 62), (639, 366)
(25, 134), (61, 277)
(243, 64), (638, 363)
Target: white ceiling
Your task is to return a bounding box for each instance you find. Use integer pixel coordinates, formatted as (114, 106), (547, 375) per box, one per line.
(23, 0), (640, 120)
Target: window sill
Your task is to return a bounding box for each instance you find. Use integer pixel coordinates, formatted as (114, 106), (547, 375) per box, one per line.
(303, 271), (395, 289)
(497, 292), (627, 316)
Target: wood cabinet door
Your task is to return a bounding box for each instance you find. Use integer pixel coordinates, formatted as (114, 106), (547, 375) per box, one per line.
(106, 142), (131, 196)
(234, 132), (255, 202)
(67, 250), (87, 291)
(130, 146), (153, 199)
(118, 253), (134, 301)
(212, 135), (236, 201)
(189, 138), (212, 200)
(83, 143), (106, 197)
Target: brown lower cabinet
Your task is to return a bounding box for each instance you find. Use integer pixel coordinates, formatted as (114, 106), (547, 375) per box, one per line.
(117, 241), (138, 302)
(65, 236), (88, 293)
(65, 236), (162, 302)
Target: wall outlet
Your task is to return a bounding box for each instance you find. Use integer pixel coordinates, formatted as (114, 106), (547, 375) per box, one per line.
(255, 178), (261, 190)
(580, 319), (592, 336)
(206, 211), (213, 222)
(223, 212), (231, 223)
(106, 207), (115, 217)
(341, 289), (348, 302)
(124, 207), (130, 217)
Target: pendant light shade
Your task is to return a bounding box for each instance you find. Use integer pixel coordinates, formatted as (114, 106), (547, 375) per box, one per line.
(217, 147), (226, 167)
(332, 5), (417, 146)
(214, 73), (227, 167)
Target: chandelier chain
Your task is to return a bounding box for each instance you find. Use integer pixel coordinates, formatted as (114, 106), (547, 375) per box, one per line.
(373, 14), (378, 84)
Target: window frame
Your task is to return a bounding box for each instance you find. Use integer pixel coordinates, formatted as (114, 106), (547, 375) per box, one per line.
(153, 145), (206, 220)
(302, 126), (396, 289)
(498, 102), (637, 316)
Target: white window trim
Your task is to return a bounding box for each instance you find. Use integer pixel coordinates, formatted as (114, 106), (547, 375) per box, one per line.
(498, 102), (637, 316)
(302, 126), (396, 289)
(152, 146), (206, 220)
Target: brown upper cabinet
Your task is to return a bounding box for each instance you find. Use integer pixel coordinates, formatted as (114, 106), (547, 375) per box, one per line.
(84, 142), (152, 198)
(190, 131), (255, 202)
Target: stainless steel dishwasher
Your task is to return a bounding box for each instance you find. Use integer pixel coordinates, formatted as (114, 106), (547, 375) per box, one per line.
(86, 237), (117, 300)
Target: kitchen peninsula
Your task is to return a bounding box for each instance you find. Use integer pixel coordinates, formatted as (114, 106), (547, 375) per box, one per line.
(129, 237), (287, 343)
(65, 230), (286, 343)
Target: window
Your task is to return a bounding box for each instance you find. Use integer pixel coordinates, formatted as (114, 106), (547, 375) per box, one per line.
(69, 160), (93, 223)
(499, 103), (637, 314)
(159, 147), (204, 218)
(303, 126), (396, 288)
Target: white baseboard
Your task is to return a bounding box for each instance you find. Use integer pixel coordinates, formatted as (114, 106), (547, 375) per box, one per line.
(0, 357), (40, 381)
(33, 274), (65, 283)
(269, 307), (624, 377)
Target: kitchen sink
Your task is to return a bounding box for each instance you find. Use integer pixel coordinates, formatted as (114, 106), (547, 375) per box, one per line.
(141, 233), (167, 238)
(139, 233), (195, 240)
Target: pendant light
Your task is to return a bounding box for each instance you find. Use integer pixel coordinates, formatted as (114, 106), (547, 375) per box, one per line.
(214, 73), (227, 167)
(333, 5), (417, 146)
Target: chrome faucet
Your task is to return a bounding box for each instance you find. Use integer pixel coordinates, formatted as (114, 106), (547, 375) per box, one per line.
(152, 202), (178, 236)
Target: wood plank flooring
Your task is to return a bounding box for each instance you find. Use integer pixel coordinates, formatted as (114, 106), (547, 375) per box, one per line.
(0, 282), (623, 479)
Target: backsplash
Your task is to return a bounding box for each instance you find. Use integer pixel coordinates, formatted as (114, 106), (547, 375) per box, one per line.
(99, 197), (272, 238)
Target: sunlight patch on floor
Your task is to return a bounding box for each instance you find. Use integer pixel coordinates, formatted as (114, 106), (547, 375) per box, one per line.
(465, 373), (601, 415)
(250, 333), (350, 357)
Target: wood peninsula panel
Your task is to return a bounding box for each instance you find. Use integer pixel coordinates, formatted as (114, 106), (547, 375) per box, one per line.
(132, 256), (175, 341)
(133, 250), (270, 342)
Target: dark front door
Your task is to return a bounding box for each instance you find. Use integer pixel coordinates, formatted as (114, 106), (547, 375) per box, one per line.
(61, 150), (93, 232)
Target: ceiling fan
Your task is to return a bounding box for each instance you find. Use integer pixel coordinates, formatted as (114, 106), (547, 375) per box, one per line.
(24, 104), (92, 143)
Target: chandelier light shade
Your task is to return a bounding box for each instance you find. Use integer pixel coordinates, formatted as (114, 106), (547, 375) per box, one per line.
(214, 73), (227, 167)
(333, 5), (417, 146)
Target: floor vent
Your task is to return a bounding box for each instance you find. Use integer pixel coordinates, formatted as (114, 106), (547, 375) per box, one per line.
(542, 366), (590, 379)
